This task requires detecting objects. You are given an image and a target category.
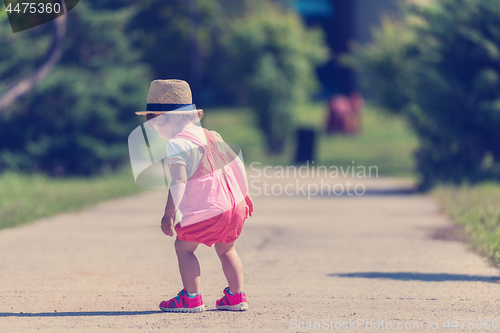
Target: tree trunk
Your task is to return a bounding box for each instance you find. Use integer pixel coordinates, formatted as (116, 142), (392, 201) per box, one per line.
(0, 14), (67, 113)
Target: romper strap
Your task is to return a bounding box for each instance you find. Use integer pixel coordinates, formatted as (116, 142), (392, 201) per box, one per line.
(174, 130), (215, 173)
(203, 129), (216, 173)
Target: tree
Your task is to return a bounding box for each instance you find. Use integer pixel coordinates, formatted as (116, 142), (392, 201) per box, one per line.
(344, 0), (500, 189)
(0, 15), (67, 113)
(220, 2), (328, 154)
(0, 2), (151, 175)
(127, 0), (222, 98)
(127, 0), (328, 155)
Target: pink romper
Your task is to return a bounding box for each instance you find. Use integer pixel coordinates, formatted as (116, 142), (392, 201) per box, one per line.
(168, 129), (250, 246)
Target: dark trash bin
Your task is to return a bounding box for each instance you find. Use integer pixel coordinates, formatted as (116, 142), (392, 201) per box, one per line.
(295, 127), (316, 164)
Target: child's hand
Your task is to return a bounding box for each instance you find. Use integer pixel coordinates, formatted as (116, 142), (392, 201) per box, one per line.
(245, 195), (254, 217)
(160, 214), (175, 237)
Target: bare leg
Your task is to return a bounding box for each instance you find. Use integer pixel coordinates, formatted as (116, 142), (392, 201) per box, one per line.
(215, 241), (243, 294)
(174, 239), (201, 294)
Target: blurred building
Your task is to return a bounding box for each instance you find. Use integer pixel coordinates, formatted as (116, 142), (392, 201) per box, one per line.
(296, 0), (409, 97)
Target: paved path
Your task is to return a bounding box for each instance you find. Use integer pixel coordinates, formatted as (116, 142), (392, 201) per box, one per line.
(1, 174), (499, 332)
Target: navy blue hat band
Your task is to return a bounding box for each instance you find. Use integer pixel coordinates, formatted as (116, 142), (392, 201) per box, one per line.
(146, 103), (193, 112)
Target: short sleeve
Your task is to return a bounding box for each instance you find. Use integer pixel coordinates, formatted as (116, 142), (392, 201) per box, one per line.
(166, 134), (206, 179)
(211, 130), (223, 142)
(166, 139), (188, 167)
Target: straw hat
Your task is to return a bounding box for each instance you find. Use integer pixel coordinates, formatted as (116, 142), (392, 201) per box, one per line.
(135, 79), (202, 115)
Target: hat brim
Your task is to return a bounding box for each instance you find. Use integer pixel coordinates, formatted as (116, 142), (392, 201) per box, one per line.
(135, 109), (203, 116)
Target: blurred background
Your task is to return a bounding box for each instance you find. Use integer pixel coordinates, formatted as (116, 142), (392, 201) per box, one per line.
(2, 0), (500, 260)
(0, 0), (419, 180)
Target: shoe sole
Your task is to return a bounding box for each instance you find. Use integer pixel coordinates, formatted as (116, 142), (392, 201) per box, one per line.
(159, 304), (206, 313)
(216, 302), (249, 311)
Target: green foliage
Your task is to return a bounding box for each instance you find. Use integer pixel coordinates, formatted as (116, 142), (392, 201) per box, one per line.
(433, 183), (500, 268)
(0, 2), (151, 175)
(344, 0), (500, 190)
(127, 0), (222, 86)
(343, 18), (417, 113)
(128, 0), (328, 155)
(220, 2), (329, 154)
(0, 5), (6, 23)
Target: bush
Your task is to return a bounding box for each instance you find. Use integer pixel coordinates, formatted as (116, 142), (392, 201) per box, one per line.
(344, 0), (500, 190)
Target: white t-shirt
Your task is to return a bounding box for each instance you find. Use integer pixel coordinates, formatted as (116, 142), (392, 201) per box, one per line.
(166, 126), (224, 179)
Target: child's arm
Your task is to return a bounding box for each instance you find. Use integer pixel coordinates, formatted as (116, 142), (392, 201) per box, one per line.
(161, 163), (188, 236)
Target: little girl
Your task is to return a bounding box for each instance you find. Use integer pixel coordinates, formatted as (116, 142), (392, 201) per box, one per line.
(137, 80), (253, 312)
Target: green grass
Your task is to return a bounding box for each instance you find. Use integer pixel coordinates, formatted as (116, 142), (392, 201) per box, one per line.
(203, 102), (418, 176)
(433, 183), (500, 268)
(0, 167), (142, 230)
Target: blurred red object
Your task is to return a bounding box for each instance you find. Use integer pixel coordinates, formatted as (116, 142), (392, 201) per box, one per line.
(326, 92), (364, 135)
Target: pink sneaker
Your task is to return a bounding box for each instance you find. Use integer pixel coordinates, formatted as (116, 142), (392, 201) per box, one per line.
(159, 289), (205, 313)
(216, 287), (248, 311)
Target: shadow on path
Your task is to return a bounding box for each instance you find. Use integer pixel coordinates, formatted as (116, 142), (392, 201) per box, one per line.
(330, 188), (417, 197)
(0, 310), (162, 317)
(263, 187), (418, 199)
(329, 272), (500, 283)
(358, 188), (417, 197)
